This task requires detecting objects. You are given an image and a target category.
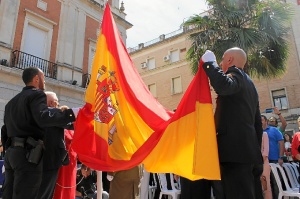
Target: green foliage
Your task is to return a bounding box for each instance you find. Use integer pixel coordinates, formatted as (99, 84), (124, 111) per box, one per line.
(184, 0), (294, 79)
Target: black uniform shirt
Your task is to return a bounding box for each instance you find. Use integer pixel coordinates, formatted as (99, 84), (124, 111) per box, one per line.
(4, 86), (75, 140)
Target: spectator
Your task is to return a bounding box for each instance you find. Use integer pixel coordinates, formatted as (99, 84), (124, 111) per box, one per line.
(283, 133), (293, 162)
(75, 164), (109, 199)
(76, 164), (96, 199)
(268, 107), (287, 134)
(108, 165), (142, 199)
(0, 125), (7, 158)
(291, 116), (300, 175)
(0, 140), (3, 160)
(261, 132), (272, 199)
(261, 115), (284, 165)
(261, 115), (284, 198)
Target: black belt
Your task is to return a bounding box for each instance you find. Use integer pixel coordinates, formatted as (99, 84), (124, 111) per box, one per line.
(11, 137), (26, 148)
(269, 160), (278, 163)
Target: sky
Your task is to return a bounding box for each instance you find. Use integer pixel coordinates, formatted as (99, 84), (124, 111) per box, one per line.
(123, 0), (208, 48)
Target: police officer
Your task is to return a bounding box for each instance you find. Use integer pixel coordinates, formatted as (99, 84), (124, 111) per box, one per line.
(3, 67), (78, 199)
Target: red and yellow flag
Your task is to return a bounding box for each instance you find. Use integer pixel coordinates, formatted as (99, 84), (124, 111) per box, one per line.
(72, 4), (220, 180)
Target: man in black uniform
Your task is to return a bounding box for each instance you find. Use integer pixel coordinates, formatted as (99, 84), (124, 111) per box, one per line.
(3, 67), (77, 199)
(201, 48), (263, 199)
(37, 91), (72, 199)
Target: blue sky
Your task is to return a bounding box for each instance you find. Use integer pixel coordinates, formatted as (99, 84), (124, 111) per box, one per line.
(124, 0), (208, 48)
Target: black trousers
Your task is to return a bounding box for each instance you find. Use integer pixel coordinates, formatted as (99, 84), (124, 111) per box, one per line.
(212, 180), (225, 199)
(3, 146), (43, 199)
(220, 162), (263, 199)
(180, 178), (211, 199)
(36, 169), (59, 199)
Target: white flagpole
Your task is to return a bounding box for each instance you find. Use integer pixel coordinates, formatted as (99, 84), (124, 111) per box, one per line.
(97, 171), (103, 199)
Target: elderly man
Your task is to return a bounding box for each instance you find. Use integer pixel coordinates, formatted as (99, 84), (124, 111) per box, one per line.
(201, 48), (263, 199)
(37, 91), (72, 199)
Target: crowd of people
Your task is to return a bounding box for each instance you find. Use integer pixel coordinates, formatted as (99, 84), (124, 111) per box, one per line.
(1, 47), (300, 199)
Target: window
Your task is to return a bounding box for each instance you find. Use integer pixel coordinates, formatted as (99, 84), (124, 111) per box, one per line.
(88, 41), (96, 74)
(37, 0), (47, 11)
(170, 50), (179, 63)
(23, 24), (47, 59)
(112, 0), (120, 8)
(93, 0), (103, 5)
(272, 89), (288, 110)
(148, 83), (156, 98)
(147, 58), (155, 70)
(171, 76), (182, 94)
(21, 9), (56, 62)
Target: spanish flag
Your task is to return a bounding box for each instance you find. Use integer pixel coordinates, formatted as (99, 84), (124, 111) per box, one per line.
(72, 4), (220, 180)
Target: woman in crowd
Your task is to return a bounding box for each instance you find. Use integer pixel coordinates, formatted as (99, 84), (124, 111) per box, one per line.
(283, 133), (293, 162)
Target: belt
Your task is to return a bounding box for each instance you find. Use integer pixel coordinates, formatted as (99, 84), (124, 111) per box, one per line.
(269, 160), (278, 163)
(11, 137), (26, 148)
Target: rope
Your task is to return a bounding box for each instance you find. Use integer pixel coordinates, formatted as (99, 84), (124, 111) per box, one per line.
(55, 176), (84, 189)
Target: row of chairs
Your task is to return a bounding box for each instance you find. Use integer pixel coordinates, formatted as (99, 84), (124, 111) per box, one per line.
(149, 173), (181, 199)
(270, 162), (300, 198)
(151, 163), (300, 199)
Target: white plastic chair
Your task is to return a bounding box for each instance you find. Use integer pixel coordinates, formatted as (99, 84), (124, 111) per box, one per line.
(290, 162), (300, 180)
(170, 174), (181, 191)
(156, 173), (181, 199)
(292, 162), (299, 167)
(269, 163), (300, 198)
(283, 163), (299, 189)
(149, 173), (157, 199)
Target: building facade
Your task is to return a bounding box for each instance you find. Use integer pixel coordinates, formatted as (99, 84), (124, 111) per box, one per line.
(0, 0), (132, 126)
(129, 0), (300, 134)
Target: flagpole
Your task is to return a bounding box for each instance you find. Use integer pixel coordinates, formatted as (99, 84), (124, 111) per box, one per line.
(97, 171), (103, 199)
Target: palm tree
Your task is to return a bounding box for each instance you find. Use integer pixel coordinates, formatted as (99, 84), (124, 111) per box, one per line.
(184, 0), (294, 78)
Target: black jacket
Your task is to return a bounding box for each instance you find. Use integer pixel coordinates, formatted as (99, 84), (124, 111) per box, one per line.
(43, 126), (67, 170)
(203, 62), (263, 164)
(4, 86), (75, 140)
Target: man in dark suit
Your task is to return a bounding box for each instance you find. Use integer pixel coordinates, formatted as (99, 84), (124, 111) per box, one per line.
(36, 91), (71, 199)
(3, 67), (78, 199)
(202, 48), (263, 199)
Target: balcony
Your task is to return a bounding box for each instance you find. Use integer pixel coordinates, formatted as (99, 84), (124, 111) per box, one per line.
(11, 50), (57, 79)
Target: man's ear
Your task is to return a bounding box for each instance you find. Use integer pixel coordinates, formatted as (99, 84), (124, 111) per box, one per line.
(33, 74), (39, 83)
(228, 56), (234, 64)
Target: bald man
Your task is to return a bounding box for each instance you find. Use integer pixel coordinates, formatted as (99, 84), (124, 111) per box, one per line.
(201, 48), (263, 199)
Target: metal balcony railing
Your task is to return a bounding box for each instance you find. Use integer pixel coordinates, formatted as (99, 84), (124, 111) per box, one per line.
(11, 50), (58, 79)
(127, 26), (195, 54)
